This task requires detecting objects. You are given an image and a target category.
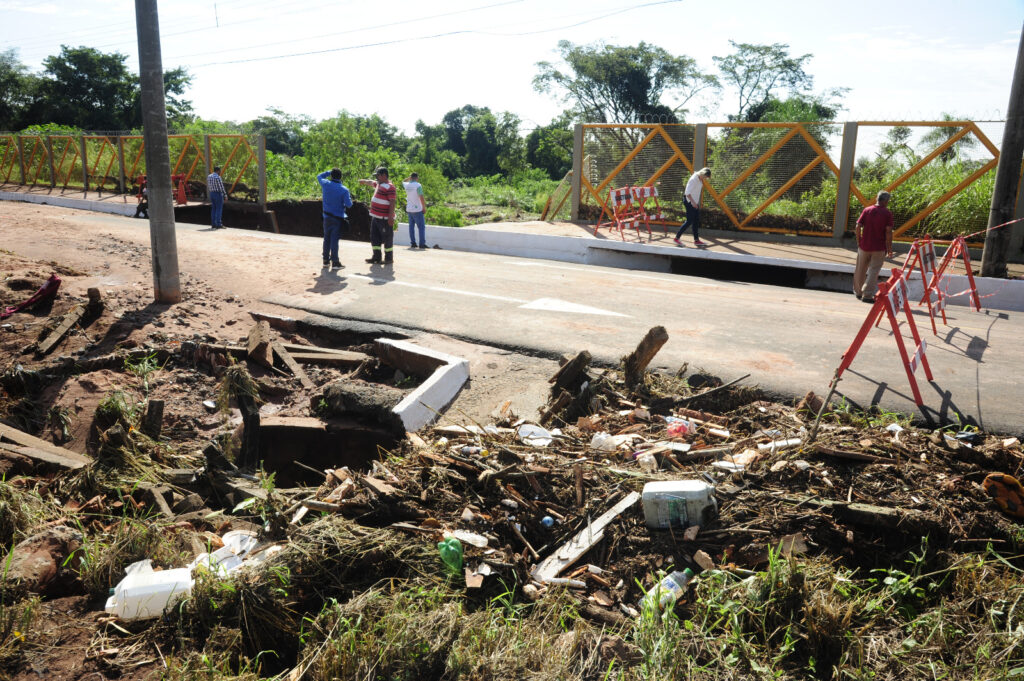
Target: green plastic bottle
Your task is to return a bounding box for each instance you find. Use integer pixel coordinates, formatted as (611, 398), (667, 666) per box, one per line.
(438, 537), (463, 575)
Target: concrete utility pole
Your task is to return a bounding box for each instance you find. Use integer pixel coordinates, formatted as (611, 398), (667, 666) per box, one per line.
(135, 0), (181, 303)
(981, 22), (1024, 278)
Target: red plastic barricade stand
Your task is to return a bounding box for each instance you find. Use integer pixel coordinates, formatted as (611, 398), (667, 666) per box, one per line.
(630, 185), (665, 237)
(835, 271), (933, 407)
(897, 236), (947, 335)
(595, 187), (643, 241)
(924, 235), (982, 312)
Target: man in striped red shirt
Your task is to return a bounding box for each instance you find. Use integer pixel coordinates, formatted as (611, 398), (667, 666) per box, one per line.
(358, 167), (397, 265)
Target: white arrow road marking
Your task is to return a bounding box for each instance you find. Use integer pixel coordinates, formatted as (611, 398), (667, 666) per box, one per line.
(518, 298), (629, 317)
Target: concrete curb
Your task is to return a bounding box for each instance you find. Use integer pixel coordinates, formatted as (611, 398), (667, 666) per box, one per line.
(247, 311), (469, 431)
(0, 190), (136, 217)
(374, 338), (470, 432)
(396, 222), (1024, 312)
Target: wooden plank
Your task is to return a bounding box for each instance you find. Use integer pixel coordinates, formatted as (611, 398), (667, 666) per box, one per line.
(0, 442), (90, 470)
(279, 343), (352, 354)
(272, 342), (313, 389)
(288, 351), (370, 365)
(0, 423), (92, 468)
(36, 303), (85, 356)
(532, 491), (640, 582)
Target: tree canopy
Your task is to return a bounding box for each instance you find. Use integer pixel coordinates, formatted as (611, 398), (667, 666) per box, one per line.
(713, 41), (814, 121)
(534, 40), (718, 124)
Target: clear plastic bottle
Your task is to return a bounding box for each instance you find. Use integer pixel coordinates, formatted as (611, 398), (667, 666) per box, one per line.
(636, 451), (658, 473)
(640, 567), (696, 612)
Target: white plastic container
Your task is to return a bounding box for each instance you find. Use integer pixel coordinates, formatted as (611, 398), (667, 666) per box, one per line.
(104, 560), (193, 620)
(641, 480), (717, 529)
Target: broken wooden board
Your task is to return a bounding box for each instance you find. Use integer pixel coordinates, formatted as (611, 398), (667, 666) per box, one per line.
(247, 320), (274, 368)
(271, 342), (313, 389)
(288, 350), (370, 366)
(36, 303), (85, 356)
(623, 326), (668, 388)
(532, 491), (640, 582)
(0, 423), (91, 470)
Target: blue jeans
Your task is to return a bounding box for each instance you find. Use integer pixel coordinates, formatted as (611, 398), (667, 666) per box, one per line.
(210, 191), (224, 227)
(675, 199), (700, 241)
(322, 215), (346, 263)
(407, 211), (426, 246)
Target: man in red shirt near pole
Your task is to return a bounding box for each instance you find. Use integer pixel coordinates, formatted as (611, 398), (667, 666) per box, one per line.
(853, 190), (895, 303)
(359, 167), (397, 265)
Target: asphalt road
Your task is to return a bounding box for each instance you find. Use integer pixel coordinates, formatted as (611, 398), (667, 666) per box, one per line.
(260, 238), (1023, 437)
(3, 203), (1021, 435)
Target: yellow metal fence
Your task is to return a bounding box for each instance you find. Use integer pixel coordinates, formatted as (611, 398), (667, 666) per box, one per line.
(578, 121), (1012, 242)
(0, 133), (264, 203)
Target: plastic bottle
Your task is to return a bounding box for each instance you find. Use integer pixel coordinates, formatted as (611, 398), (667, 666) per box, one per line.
(640, 567), (696, 613)
(438, 536), (464, 575)
(636, 451), (658, 473)
(461, 445), (482, 456)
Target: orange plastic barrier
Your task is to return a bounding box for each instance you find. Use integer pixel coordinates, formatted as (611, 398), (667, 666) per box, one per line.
(595, 186), (645, 240)
(835, 270), (933, 407)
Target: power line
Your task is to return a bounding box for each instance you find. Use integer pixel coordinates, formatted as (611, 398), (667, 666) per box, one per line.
(166, 0), (523, 61)
(189, 0), (681, 68)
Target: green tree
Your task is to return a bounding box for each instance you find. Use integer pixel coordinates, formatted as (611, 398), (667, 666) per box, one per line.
(244, 107), (312, 156)
(713, 41), (813, 121)
(534, 40), (718, 123)
(0, 49), (42, 131)
(919, 113), (978, 164)
(526, 113), (573, 179)
(36, 45), (193, 131)
(40, 46), (137, 130)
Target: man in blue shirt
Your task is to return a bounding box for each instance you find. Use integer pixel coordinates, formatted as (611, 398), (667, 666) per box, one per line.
(317, 168), (353, 269)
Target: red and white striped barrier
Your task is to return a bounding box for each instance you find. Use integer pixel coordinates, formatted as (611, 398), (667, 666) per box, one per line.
(835, 270), (933, 407)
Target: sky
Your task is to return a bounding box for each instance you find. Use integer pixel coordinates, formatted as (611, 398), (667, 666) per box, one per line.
(0, 0), (1021, 136)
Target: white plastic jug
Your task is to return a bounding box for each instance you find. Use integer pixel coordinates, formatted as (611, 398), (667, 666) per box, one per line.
(641, 480), (717, 529)
(104, 560), (193, 620)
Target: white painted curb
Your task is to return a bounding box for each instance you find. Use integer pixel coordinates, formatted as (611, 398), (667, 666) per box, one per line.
(0, 190), (136, 217)
(374, 338), (469, 432)
(398, 222), (1024, 312)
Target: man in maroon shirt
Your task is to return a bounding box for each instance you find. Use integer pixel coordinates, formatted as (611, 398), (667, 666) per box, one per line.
(853, 191), (895, 303)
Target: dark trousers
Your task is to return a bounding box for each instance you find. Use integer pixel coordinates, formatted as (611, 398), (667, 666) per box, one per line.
(134, 200), (148, 218)
(369, 216), (393, 261)
(675, 199), (700, 241)
(322, 215), (347, 263)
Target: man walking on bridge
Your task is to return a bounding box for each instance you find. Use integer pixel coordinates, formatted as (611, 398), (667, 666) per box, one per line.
(359, 167), (397, 265)
(675, 167), (711, 248)
(853, 190), (895, 303)
(207, 166), (226, 229)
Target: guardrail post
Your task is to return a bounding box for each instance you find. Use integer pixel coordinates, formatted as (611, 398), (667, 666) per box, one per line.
(693, 124), (708, 170)
(204, 134), (212, 178)
(117, 135), (127, 195)
(257, 134), (266, 210)
(79, 135), (89, 194)
(45, 136), (56, 188)
(570, 123), (583, 221)
(16, 136), (27, 185)
(833, 122), (859, 238)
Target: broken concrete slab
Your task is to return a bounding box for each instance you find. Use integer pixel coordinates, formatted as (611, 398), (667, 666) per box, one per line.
(374, 338), (470, 432)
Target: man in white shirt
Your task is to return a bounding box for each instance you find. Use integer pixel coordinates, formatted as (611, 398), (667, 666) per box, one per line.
(402, 172), (428, 248)
(674, 167), (711, 248)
